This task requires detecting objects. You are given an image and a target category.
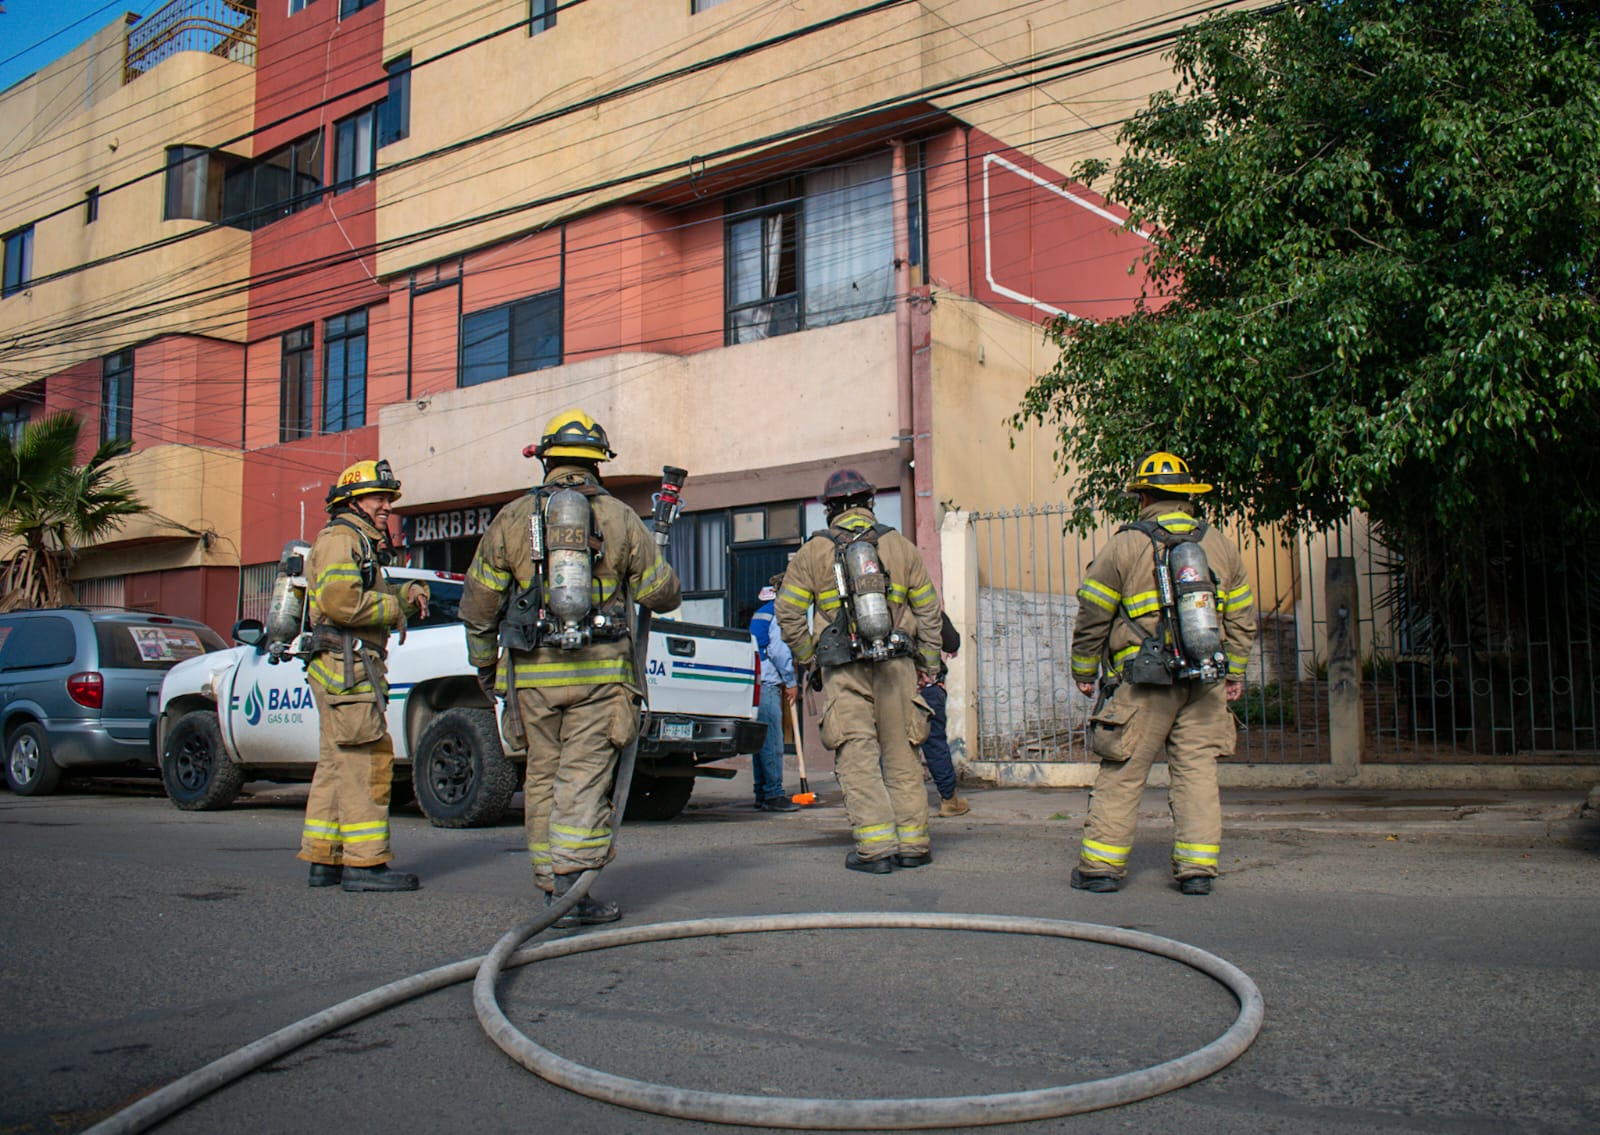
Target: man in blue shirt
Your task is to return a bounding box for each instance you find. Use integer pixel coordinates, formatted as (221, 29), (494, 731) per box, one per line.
(749, 577), (800, 812)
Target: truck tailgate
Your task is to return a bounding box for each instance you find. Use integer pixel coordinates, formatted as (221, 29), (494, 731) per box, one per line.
(646, 620), (758, 721)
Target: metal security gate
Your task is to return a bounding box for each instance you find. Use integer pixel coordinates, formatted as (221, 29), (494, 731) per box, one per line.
(969, 507), (1600, 765)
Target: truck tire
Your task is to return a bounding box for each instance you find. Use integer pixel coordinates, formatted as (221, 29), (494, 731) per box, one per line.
(162, 710), (245, 811)
(413, 707), (517, 828)
(624, 753), (695, 821)
(5, 722), (64, 796)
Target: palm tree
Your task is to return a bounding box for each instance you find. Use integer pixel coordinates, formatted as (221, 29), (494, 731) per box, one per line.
(0, 411), (148, 611)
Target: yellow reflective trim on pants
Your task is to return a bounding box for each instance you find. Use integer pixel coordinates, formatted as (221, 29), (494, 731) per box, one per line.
(896, 824), (928, 842)
(1173, 841), (1219, 865)
(509, 658), (631, 686)
(303, 819), (339, 836)
(528, 841), (552, 865)
(551, 823), (612, 850)
(307, 656), (373, 694)
(342, 830), (390, 844)
(854, 823), (896, 846)
(1081, 838), (1131, 866)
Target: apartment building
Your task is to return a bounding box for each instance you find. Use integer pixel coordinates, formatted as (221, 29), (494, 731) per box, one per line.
(0, 0), (1202, 634)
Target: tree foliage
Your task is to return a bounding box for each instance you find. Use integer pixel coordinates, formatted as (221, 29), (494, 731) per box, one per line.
(0, 412), (147, 611)
(1015, 0), (1600, 545)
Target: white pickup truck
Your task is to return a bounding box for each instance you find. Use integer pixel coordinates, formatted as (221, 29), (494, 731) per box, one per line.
(156, 559), (765, 825)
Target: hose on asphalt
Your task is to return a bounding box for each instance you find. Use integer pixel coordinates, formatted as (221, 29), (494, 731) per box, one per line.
(83, 602), (1265, 1133)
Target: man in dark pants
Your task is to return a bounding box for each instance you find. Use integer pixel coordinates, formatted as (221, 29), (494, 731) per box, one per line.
(920, 612), (969, 816)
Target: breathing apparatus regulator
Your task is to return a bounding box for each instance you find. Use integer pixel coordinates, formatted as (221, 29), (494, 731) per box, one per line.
(1120, 452), (1227, 685)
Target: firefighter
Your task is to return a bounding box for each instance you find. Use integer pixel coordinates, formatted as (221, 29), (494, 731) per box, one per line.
(459, 409), (680, 925)
(300, 459), (430, 893)
(775, 470), (944, 874)
(1069, 452), (1258, 896)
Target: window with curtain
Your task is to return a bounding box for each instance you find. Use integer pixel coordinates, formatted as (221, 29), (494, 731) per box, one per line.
(101, 350), (134, 444)
(723, 152), (903, 345)
(334, 106), (378, 191)
(322, 309), (367, 433)
(2, 224), (31, 297)
(666, 512), (728, 594)
(280, 325), (314, 442)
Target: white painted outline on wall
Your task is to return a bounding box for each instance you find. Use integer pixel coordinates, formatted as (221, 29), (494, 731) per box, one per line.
(981, 152), (1150, 321)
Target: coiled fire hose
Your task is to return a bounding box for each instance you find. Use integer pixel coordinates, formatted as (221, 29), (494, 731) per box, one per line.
(84, 534), (1264, 1131)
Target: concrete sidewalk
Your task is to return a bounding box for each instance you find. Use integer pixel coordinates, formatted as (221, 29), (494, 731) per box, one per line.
(695, 765), (1600, 849)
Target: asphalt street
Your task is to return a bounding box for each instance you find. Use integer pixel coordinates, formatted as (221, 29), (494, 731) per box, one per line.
(1, 768), (1596, 1135)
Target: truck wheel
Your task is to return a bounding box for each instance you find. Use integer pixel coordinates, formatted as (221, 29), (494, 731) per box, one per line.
(624, 753), (695, 821)
(6, 723), (63, 796)
(413, 707), (517, 828)
(161, 710), (245, 811)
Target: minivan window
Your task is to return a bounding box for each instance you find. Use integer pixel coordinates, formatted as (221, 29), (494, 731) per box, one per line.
(0, 616), (77, 670)
(95, 622), (225, 670)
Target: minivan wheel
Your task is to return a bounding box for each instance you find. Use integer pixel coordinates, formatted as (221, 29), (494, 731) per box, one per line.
(161, 710), (245, 811)
(5, 723), (63, 796)
(412, 707), (517, 828)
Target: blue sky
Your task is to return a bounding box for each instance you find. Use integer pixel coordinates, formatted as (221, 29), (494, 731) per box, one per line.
(0, 1), (129, 94)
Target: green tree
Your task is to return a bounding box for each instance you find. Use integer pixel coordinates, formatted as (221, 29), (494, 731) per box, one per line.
(0, 411), (147, 611)
(1015, 0), (1600, 546)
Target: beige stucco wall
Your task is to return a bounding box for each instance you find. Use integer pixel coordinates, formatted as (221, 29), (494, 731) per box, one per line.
(376, 0), (1196, 276)
(381, 313), (899, 508)
(0, 25), (256, 392)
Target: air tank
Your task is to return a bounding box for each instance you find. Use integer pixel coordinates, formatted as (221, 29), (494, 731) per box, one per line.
(843, 540), (892, 643)
(264, 574), (305, 647)
(544, 488), (593, 627)
(1169, 541), (1222, 664)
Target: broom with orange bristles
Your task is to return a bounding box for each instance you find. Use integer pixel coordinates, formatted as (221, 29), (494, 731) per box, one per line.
(789, 698), (815, 806)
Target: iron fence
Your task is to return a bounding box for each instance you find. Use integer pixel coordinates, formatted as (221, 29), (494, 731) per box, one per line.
(969, 506), (1600, 765)
(125, 0), (257, 82)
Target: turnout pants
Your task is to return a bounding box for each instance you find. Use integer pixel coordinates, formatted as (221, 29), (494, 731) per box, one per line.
(515, 681), (637, 892)
(820, 657), (932, 861)
(300, 678), (396, 868)
(1078, 680), (1236, 881)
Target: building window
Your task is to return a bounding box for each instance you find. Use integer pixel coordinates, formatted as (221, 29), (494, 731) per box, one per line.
(377, 55), (410, 147)
(339, 0), (378, 18)
(226, 131), (323, 226)
(101, 350), (134, 445)
(322, 309), (367, 433)
(2, 225), (31, 298)
(0, 402), (29, 444)
(724, 152), (902, 344)
(85, 187), (100, 224)
(280, 325), (314, 442)
(289, 0), (313, 14)
(692, 0), (732, 11)
(334, 106), (378, 191)
(460, 290), (561, 387)
(530, 0), (557, 33)
(170, 136), (317, 230)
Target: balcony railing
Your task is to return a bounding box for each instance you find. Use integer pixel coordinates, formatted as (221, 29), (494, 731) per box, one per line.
(125, 0), (257, 83)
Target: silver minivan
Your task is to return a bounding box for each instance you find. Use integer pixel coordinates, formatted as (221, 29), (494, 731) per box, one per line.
(0, 608), (227, 795)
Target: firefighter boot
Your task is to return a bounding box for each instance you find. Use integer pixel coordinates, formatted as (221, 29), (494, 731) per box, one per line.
(308, 863), (342, 888)
(549, 873), (622, 927)
(895, 849), (933, 869)
(1179, 876), (1213, 896)
(341, 864), (420, 892)
(939, 794), (971, 817)
(1070, 868), (1120, 894)
(845, 851), (893, 875)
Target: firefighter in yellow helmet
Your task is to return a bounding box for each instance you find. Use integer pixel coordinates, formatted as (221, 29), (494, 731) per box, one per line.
(458, 410), (680, 925)
(300, 459), (430, 892)
(774, 470), (945, 874)
(1069, 452), (1258, 896)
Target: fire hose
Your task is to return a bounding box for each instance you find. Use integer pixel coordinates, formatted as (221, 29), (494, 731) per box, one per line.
(82, 467), (1263, 1133)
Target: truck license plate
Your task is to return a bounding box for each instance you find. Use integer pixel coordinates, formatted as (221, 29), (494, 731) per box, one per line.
(660, 721), (694, 741)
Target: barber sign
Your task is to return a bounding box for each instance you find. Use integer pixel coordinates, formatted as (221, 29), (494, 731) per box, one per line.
(408, 506), (496, 544)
